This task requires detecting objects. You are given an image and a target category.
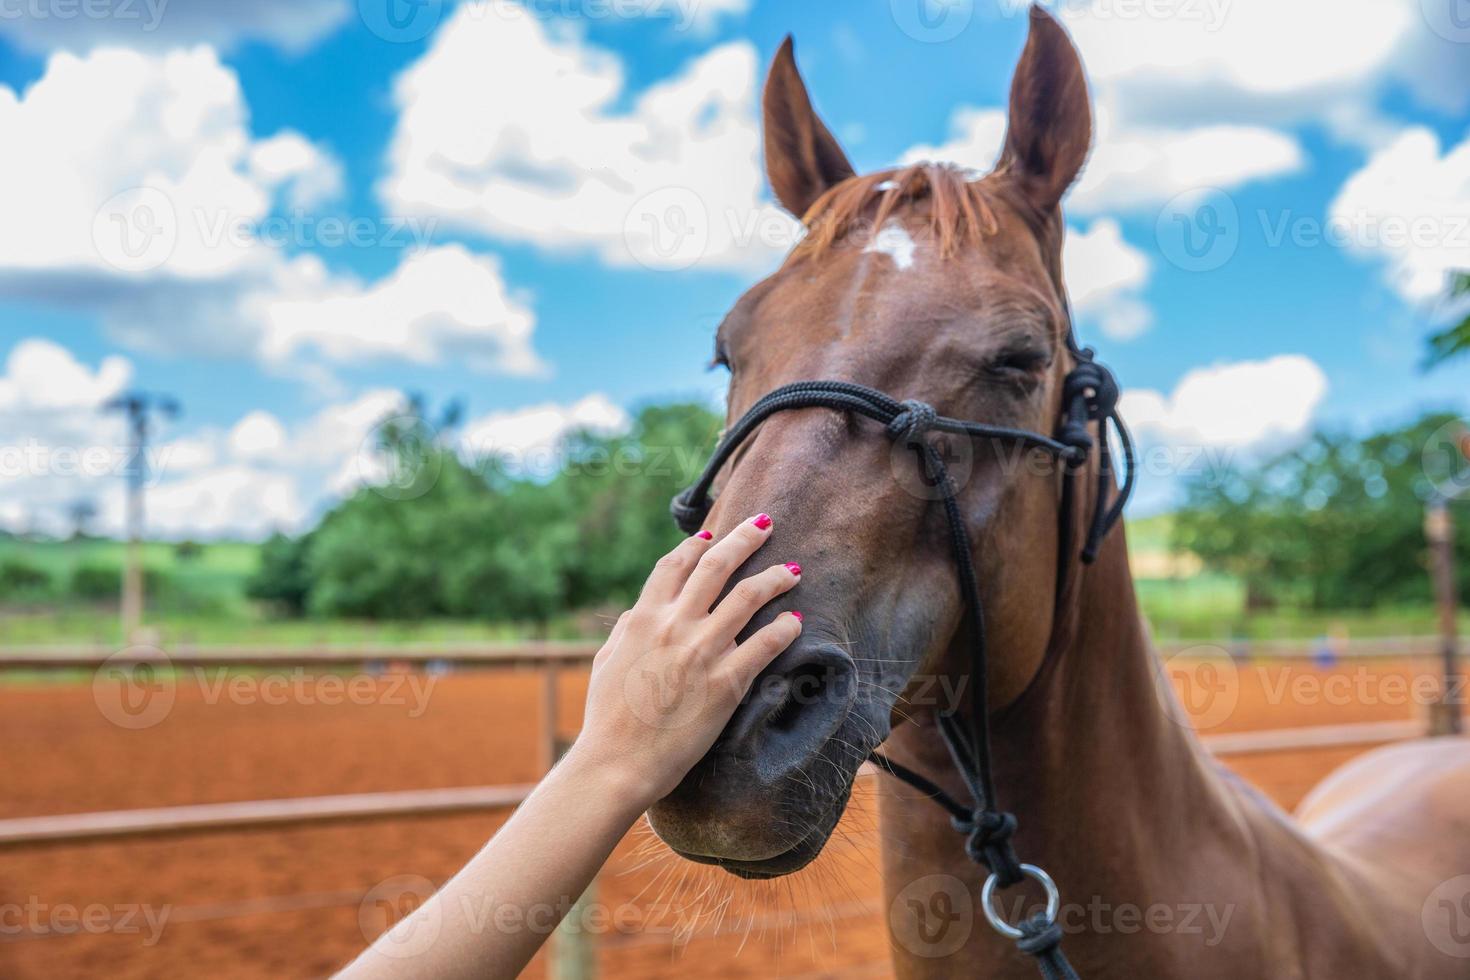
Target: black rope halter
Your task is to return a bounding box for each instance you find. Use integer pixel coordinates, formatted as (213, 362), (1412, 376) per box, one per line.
(670, 336), (1134, 980)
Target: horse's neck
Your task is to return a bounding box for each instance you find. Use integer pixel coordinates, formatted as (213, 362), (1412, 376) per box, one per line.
(987, 527), (1248, 888)
(880, 528), (1263, 973)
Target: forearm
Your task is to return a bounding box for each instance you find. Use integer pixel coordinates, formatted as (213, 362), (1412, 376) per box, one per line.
(339, 748), (649, 980)
(338, 516), (800, 978)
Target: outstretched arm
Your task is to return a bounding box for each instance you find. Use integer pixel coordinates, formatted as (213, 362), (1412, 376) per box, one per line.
(338, 514), (802, 980)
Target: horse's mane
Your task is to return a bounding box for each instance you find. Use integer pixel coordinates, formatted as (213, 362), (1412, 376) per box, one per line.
(795, 162), (1005, 260)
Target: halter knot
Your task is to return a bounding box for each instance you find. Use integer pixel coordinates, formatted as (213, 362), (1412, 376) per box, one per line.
(1017, 914), (1079, 980)
(952, 809), (1023, 885)
(886, 399), (938, 445)
(1016, 915), (1063, 956)
(1063, 357), (1120, 422)
(670, 489), (710, 535)
(1057, 353), (1120, 464)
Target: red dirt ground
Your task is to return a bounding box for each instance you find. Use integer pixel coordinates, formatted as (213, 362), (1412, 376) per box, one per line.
(0, 657), (1464, 978)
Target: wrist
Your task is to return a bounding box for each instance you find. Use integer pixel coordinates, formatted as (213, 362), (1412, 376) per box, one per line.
(559, 741), (662, 815)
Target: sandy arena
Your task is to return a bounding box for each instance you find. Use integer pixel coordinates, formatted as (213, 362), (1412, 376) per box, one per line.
(1, 655), (1463, 978)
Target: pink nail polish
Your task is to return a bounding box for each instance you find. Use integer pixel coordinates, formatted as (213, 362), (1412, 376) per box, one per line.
(752, 513), (772, 530)
(695, 530), (713, 540)
(784, 562), (802, 576)
(791, 611), (804, 621)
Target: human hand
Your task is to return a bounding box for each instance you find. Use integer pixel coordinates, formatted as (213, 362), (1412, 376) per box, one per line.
(568, 514), (803, 807)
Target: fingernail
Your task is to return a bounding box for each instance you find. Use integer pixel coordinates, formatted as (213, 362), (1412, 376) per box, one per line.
(695, 530), (713, 540)
(784, 562), (802, 576)
(752, 513), (772, 529)
(791, 611), (804, 622)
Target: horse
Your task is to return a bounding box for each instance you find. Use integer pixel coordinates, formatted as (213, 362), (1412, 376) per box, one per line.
(645, 6), (1470, 977)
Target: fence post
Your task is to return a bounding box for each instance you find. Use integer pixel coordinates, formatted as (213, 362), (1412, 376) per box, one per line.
(543, 657), (597, 980)
(1425, 500), (1463, 736)
(540, 660), (559, 776)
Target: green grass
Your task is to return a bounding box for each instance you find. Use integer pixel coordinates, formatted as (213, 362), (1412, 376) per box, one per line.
(1123, 512), (1176, 554)
(0, 536), (260, 612)
(0, 610), (599, 646)
(0, 529), (1460, 647)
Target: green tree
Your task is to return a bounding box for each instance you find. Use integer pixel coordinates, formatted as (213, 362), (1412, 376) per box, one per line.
(249, 399), (722, 624)
(246, 532), (314, 616)
(0, 559), (54, 601)
(69, 564), (170, 602)
(1174, 413), (1470, 610)
(1425, 271), (1470, 367)
(550, 402), (722, 609)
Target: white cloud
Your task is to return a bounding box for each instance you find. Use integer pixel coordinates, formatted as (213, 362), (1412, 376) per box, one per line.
(1055, 0), (1465, 135)
(228, 411), (287, 460)
(0, 47), (277, 277)
(248, 132), (345, 210)
(0, 47), (545, 381)
(0, 340), (628, 538)
(380, 1), (794, 271)
(256, 245), (544, 377)
(1120, 355), (1328, 450)
(1063, 219), (1153, 341)
(154, 434), (218, 474)
(1328, 127), (1470, 304)
(674, 0), (752, 33)
(0, 340), (132, 536)
(1063, 0), (1411, 103)
(133, 465), (305, 539)
(900, 102), (1303, 214)
(0, 337), (131, 414)
(0, 0), (350, 54)
(461, 393), (631, 475)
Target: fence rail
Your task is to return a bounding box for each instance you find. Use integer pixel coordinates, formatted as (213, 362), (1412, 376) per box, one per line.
(0, 722), (1445, 849)
(0, 642), (601, 670)
(0, 635), (1452, 671)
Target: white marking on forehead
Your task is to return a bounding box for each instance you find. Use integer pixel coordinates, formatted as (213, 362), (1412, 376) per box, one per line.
(874, 179), (899, 191)
(864, 220), (917, 271)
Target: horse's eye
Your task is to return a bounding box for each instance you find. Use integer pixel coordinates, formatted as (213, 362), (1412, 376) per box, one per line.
(710, 340), (732, 372)
(989, 348), (1049, 379)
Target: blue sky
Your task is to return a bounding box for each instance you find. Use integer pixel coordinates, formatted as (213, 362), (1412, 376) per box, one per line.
(0, 0), (1466, 537)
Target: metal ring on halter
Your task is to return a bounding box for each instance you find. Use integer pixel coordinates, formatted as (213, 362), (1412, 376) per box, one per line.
(981, 864), (1061, 940)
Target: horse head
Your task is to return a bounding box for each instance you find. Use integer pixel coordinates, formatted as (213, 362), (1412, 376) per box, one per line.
(647, 6), (1097, 879)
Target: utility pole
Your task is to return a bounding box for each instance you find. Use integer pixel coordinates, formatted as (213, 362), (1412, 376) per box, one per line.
(103, 392), (179, 644)
(1424, 498), (1463, 736)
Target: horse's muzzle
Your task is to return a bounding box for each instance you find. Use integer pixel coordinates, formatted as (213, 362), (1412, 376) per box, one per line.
(646, 640), (863, 874)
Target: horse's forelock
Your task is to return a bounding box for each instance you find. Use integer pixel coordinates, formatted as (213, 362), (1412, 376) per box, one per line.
(795, 162), (1002, 261)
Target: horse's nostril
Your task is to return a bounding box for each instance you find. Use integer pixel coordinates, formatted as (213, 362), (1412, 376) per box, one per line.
(770, 660), (842, 734)
(722, 643), (857, 775)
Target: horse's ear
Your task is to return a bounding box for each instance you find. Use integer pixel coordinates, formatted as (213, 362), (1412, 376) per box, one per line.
(999, 6), (1091, 212)
(763, 36), (855, 220)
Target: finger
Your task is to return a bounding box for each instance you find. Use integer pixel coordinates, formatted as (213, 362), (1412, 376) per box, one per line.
(702, 562), (802, 649)
(716, 612), (803, 691)
(678, 513), (774, 614)
(639, 530), (715, 604)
